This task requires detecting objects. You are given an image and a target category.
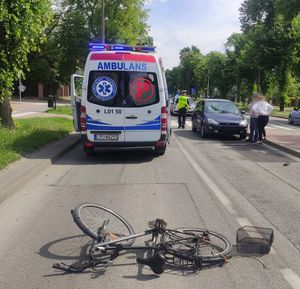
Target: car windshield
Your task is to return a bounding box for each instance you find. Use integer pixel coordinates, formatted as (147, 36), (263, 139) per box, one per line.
(204, 101), (239, 114)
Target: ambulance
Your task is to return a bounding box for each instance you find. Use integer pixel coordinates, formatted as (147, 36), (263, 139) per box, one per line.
(70, 43), (171, 155)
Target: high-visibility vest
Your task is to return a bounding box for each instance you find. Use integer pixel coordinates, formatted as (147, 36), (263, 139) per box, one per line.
(177, 95), (189, 109)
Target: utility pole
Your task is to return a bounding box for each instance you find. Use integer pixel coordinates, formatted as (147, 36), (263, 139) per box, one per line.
(101, 0), (105, 43)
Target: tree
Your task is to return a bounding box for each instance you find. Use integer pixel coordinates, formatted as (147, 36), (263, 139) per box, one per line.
(178, 46), (206, 95)
(0, 0), (52, 129)
(55, 0), (151, 82)
(239, 0), (300, 110)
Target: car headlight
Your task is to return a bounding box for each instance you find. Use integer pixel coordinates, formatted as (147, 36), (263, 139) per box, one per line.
(239, 119), (248, 127)
(207, 118), (219, 125)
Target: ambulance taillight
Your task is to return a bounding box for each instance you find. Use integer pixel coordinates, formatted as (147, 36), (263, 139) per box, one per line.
(80, 105), (87, 132)
(161, 106), (167, 134)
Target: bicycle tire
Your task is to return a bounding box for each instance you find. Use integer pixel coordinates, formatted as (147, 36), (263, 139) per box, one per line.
(160, 228), (232, 269)
(72, 203), (135, 246)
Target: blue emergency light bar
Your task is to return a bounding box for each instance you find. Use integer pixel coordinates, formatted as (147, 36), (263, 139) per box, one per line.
(88, 42), (156, 53)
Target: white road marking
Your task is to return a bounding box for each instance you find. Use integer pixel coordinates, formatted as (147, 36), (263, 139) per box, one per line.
(236, 217), (252, 227)
(251, 150), (267, 154)
(175, 137), (237, 215)
(280, 269), (300, 289)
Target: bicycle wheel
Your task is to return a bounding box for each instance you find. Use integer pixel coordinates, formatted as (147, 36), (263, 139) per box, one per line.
(72, 203), (135, 246)
(160, 228), (232, 270)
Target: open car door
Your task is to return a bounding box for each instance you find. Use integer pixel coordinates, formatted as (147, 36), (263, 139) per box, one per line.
(70, 74), (83, 132)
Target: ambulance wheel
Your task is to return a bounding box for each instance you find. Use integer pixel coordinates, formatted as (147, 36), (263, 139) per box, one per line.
(84, 146), (95, 155)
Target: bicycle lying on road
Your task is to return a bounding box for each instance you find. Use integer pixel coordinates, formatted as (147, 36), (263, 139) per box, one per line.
(53, 203), (274, 275)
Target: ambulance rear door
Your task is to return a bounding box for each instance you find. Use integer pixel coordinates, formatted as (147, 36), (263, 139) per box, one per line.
(123, 55), (162, 142)
(70, 74), (83, 132)
(85, 54), (125, 143)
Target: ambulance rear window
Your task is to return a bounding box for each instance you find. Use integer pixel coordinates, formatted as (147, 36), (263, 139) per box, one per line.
(87, 71), (159, 107)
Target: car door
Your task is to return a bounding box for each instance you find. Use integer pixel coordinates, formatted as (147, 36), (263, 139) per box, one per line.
(193, 101), (204, 129)
(70, 74), (83, 132)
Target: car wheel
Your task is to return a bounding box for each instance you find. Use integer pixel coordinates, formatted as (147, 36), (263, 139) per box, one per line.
(288, 115), (294, 124)
(200, 124), (207, 138)
(192, 123), (197, 132)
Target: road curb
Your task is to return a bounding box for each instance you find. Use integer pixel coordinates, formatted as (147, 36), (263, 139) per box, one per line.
(0, 133), (81, 204)
(264, 140), (300, 159)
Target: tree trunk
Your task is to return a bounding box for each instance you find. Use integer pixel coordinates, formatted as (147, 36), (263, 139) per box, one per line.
(0, 96), (15, 129)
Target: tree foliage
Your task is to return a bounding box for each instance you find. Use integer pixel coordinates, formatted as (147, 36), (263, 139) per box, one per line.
(0, 0), (52, 128)
(52, 0), (151, 83)
(167, 0), (300, 109)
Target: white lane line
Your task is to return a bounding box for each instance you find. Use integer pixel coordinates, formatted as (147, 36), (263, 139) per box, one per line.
(175, 137), (237, 215)
(280, 269), (300, 289)
(236, 217), (252, 227)
(270, 124), (294, 131)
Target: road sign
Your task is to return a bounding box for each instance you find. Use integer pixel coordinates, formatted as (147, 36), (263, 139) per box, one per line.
(18, 84), (26, 92)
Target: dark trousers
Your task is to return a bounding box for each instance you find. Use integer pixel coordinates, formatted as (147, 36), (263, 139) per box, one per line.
(258, 115), (269, 140)
(249, 117), (259, 142)
(178, 108), (187, 128)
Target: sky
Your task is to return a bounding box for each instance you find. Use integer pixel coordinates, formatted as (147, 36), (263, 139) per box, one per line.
(144, 0), (243, 70)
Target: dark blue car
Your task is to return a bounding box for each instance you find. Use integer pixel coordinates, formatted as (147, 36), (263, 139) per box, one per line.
(191, 99), (248, 139)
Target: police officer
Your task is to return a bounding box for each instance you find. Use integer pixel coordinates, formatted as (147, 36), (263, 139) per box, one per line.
(176, 90), (190, 129)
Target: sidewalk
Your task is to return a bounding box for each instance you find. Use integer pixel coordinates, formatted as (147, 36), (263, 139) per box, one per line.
(0, 99), (80, 203)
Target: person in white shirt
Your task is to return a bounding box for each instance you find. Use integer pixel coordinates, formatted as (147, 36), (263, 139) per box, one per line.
(246, 94), (259, 142)
(252, 95), (273, 143)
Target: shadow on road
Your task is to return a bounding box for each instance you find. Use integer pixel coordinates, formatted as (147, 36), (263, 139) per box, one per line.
(55, 148), (157, 166)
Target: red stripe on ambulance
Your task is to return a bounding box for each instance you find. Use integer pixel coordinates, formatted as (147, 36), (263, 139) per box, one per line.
(90, 53), (155, 62)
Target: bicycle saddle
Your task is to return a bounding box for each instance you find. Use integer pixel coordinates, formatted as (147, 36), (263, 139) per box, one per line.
(136, 252), (165, 274)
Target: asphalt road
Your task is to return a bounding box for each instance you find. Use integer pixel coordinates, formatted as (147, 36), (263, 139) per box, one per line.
(0, 119), (300, 289)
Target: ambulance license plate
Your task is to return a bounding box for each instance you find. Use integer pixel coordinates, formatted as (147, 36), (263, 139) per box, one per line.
(94, 133), (119, 141)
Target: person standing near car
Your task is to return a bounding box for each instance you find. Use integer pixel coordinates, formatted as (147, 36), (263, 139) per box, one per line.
(252, 94), (273, 143)
(176, 90), (190, 129)
(246, 93), (259, 142)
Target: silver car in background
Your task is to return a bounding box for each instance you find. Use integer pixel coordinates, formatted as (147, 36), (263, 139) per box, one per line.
(288, 106), (300, 124)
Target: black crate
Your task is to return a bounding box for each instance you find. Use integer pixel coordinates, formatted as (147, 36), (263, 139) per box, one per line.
(236, 226), (274, 254)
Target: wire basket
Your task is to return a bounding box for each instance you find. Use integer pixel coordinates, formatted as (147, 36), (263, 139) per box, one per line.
(236, 226), (274, 254)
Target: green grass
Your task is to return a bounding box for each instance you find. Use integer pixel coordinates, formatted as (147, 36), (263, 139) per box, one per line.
(47, 105), (72, 115)
(0, 117), (73, 170)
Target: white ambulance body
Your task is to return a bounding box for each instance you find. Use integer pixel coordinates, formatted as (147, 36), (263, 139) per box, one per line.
(71, 43), (171, 155)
